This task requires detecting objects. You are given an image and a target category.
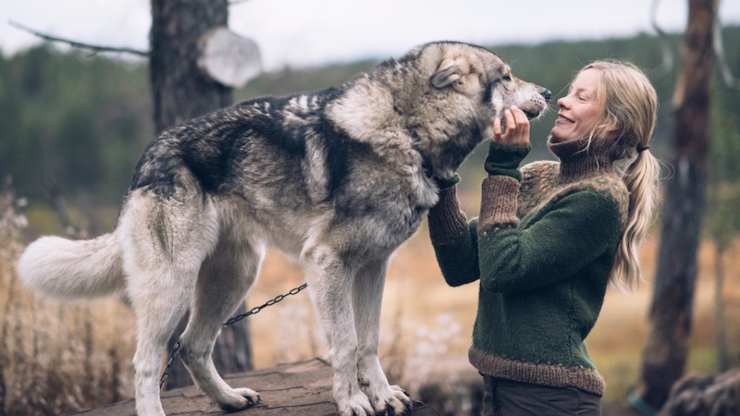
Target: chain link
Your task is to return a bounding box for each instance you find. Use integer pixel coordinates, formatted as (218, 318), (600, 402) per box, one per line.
(159, 341), (181, 389)
(223, 283), (308, 326)
(159, 282), (308, 389)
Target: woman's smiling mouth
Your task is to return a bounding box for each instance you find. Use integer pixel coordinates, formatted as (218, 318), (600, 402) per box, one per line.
(556, 113), (574, 124)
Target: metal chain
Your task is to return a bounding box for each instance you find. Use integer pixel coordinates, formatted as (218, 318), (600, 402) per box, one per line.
(223, 283), (308, 326)
(159, 341), (181, 389)
(159, 282), (308, 389)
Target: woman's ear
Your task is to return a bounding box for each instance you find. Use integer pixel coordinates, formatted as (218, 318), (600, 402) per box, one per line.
(597, 113), (622, 141)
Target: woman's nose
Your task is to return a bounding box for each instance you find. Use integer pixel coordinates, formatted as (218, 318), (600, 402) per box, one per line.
(558, 96), (568, 109)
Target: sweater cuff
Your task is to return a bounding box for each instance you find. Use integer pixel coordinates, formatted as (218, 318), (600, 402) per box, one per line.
(428, 186), (469, 244)
(478, 175), (520, 233)
(484, 142), (531, 180)
(433, 173), (461, 190)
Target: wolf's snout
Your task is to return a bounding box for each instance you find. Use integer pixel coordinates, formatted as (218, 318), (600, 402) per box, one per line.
(540, 88), (552, 102)
(522, 109), (541, 119)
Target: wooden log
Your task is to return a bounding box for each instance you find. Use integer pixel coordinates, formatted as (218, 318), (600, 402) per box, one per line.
(73, 358), (437, 416)
(658, 368), (740, 416)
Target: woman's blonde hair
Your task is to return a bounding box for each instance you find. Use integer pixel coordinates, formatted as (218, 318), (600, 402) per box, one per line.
(580, 60), (661, 289)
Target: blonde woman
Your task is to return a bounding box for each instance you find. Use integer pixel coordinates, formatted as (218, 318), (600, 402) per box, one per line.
(428, 61), (660, 415)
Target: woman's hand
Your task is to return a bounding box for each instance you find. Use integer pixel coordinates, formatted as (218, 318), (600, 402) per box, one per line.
(484, 106), (531, 178)
(492, 106), (530, 147)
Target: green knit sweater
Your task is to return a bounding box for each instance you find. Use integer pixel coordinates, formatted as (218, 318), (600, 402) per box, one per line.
(427, 137), (630, 396)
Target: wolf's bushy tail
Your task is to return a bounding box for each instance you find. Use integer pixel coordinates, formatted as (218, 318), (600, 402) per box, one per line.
(16, 231), (125, 299)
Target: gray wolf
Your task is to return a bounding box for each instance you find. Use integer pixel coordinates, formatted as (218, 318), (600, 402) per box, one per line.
(17, 41), (549, 416)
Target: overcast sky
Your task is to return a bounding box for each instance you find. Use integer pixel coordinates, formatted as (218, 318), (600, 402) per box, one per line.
(2, 0), (740, 70)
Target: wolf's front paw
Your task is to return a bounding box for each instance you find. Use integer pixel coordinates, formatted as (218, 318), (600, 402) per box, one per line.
(217, 387), (261, 412)
(366, 384), (412, 415)
(337, 391), (374, 416)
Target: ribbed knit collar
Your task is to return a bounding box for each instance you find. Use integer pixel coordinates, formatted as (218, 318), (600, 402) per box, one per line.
(547, 136), (616, 183)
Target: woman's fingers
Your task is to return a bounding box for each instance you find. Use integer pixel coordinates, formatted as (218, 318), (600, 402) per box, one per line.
(493, 116), (502, 138)
(511, 106), (527, 127)
(511, 106), (530, 145)
(503, 110), (515, 143)
(492, 107), (530, 146)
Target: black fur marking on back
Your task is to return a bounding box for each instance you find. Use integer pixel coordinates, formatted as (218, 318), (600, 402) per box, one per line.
(179, 121), (250, 193)
(128, 88), (353, 199)
(235, 96), (307, 156)
(128, 140), (181, 198)
(316, 87), (368, 201)
(319, 117), (352, 201)
(375, 53), (416, 71)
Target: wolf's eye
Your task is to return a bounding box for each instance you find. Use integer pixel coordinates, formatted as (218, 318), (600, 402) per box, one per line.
(502, 75), (512, 81)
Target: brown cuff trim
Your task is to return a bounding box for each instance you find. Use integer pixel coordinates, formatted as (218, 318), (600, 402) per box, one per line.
(478, 175), (520, 232)
(469, 347), (605, 396)
(428, 186), (469, 245)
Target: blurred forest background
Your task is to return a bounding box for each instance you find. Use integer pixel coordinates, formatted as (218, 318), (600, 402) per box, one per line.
(2, 27), (740, 233)
(0, 23), (739, 416)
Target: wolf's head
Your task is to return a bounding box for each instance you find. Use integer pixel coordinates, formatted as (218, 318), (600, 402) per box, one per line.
(408, 41), (550, 180)
(327, 41), (550, 182)
(418, 42), (550, 120)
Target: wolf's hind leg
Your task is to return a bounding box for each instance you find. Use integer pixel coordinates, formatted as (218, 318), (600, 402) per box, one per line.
(179, 236), (264, 411)
(121, 190), (219, 416)
(353, 259), (412, 415)
(128, 269), (193, 416)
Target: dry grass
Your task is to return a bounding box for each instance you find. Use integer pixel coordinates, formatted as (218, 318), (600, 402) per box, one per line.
(0, 187), (135, 415)
(1, 183), (739, 414)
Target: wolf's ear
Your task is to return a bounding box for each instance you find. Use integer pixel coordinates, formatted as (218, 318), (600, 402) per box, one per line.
(431, 59), (462, 89)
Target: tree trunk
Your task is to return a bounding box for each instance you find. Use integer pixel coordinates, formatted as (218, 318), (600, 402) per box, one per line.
(0, 362), (6, 416)
(635, 0), (716, 411)
(714, 242), (728, 371)
(150, 0), (232, 133)
(149, 0), (253, 388)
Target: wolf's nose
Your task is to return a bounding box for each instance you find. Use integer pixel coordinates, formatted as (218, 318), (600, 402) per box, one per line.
(541, 88), (552, 102)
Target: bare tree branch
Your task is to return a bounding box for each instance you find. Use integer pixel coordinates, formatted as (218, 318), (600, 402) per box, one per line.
(713, 11), (739, 89)
(8, 20), (149, 57)
(650, 0), (674, 73)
